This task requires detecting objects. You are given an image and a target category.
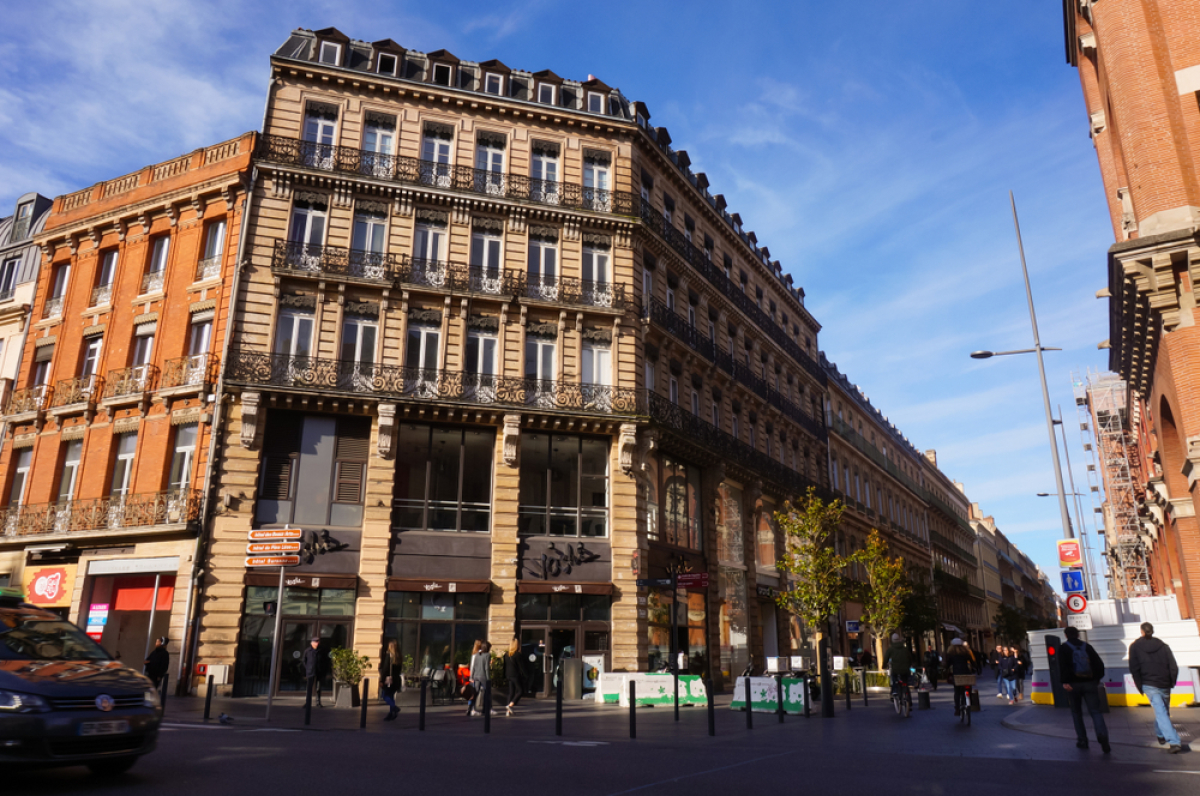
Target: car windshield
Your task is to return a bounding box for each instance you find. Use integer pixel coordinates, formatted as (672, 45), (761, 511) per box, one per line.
(0, 615), (112, 661)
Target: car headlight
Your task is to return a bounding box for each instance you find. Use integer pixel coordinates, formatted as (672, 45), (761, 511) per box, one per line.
(0, 689), (51, 713)
(144, 689), (161, 708)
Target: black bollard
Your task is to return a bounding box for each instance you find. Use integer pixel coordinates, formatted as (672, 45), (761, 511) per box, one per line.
(360, 678), (369, 729)
(483, 680), (491, 734)
(674, 669), (680, 722)
(745, 677), (753, 729)
(304, 678), (313, 726)
(776, 674), (784, 723)
(706, 678), (715, 737)
(159, 673), (169, 713)
(418, 677), (427, 731)
(203, 674), (215, 721)
(862, 669), (868, 707)
(918, 689), (931, 710)
(556, 676), (564, 736)
(802, 674), (811, 718)
(845, 673), (851, 711)
(629, 681), (637, 739)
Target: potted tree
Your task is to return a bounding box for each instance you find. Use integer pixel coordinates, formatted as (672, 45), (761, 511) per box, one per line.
(330, 647), (370, 708)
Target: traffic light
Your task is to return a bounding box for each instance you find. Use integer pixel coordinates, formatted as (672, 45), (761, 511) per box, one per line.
(1045, 634), (1067, 708)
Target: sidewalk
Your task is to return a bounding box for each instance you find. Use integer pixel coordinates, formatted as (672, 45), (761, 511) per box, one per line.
(1002, 701), (1200, 749)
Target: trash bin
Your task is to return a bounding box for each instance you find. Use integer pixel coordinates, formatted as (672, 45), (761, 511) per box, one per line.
(562, 658), (584, 700)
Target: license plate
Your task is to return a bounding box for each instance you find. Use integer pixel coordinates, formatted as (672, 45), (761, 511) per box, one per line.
(79, 720), (131, 736)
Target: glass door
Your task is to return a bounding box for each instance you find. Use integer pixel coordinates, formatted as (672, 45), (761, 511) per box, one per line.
(277, 620), (351, 695)
(519, 626), (579, 697)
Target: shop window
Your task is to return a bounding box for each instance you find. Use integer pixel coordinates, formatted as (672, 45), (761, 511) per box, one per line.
(392, 424), (494, 532)
(384, 591), (488, 675)
(659, 454), (702, 550)
(756, 504), (777, 570)
(647, 588), (707, 675)
(716, 482), (744, 565)
(518, 433), (608, 538)
(717, 567), (749, 680)
(517, 593), (610, 622)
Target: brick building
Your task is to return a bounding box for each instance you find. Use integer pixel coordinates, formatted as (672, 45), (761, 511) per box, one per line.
(191, 28), (828, 698)
(1064, 0), (1200, 618)
(0, 134), (254, 685)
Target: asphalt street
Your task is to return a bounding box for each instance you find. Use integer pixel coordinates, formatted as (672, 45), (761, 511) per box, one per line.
(7, 690), (1200, 795)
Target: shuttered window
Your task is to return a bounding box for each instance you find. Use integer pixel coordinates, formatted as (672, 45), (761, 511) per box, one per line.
(334, 421), (370, 503)
(259, 412), (303, 501)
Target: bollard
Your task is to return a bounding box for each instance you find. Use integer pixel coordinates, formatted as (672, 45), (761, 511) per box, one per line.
(706, 678), (715, 737)
(304, 678), (313, 726)
(776, 674), (784, 723)
(203, 674), (215, 721)
(745, 677), (753, 730)
(674, 669), (680, 722)
(629, 681), (637, 739)
(418, 677), (427, 731)
(159, 673), (169, 714)
(918, 689), (931, 710)
(862, 669), (868, 707)
(556, 676), (564, 736)
(360, 678), (369, 729)
(483, 680), (491, 734)
(845, 673), (851, 711)
(802, 674), (811, 718)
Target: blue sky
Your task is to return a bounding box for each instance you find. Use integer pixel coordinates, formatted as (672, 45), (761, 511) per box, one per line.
(0, 1), (1113, 597)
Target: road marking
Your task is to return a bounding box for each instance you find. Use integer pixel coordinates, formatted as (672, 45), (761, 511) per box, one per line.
(1153, 771), (1200, 775)
(528, 740), (609, 746)
(606, 751), (795, 795)
(242, 728), (301, 733)
(161, 723), (229, 730)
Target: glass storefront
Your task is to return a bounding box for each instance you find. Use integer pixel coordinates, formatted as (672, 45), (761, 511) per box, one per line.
(384, 591), (489, 675)
(646, 587), (708, 675)
(718, 567), (749, 679)
(518, 592), (611, 696)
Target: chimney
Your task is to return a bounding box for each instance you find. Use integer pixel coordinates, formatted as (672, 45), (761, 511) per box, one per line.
(587, 74), (596, 81)
(924, 449), (937, 466)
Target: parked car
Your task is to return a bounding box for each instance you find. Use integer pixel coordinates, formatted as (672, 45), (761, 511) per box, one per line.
(0, 587), (162, 774)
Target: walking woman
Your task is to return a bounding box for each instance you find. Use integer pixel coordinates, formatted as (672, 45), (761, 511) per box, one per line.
(380, 639), (402, 721)
(504, 637), (525, 716)
(1000, 646), (1020, 704)
(468, 640), (492, 717)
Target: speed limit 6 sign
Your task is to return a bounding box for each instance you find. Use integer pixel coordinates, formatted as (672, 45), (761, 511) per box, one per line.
(1066, 593), (1087, 613)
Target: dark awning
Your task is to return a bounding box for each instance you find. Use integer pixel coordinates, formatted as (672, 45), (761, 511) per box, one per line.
(244, 573), (357, 590)
(517, 581), (613, 595)
(386, 578), (491, 593)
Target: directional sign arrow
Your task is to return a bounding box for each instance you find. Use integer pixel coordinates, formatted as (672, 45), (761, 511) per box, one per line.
(244, 556), (301, 568)
(247, 542), (302, 554)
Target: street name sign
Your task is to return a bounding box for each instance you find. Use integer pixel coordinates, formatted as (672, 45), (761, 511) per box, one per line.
(244, 556), (301, 568)
(676, 573), (710, 588)
(247, 542), (302, 555)
(1066, 612), (1093, 631)
(1066, 593), (1088, 614)
(1060, 570), (1085, 594)
(249, 529), (303, 541)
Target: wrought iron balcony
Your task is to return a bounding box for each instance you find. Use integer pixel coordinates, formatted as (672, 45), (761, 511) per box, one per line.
(141, 270), (165, 295)
(396, 259), (514, 297)
(90, 284), (113, 307)
(51, 375), (101, 409)
(644, 297), (714, 361)
(103, 365), (157, 400)
(226, 351), (645, 416)
(5, 385), (50, 415)
(514, 273), (631, 311)
(43, 296), (64, 320)
(272, 240), (399, 284)
(255, 135), (639, 218)
(0, 489), (203, 539)
(930, 530), (979, 568)
(162, 353), (216, 389)
(195, 256), (221, 281)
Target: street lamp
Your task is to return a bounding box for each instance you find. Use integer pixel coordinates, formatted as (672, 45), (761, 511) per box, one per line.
(970, 192), (1076, 555)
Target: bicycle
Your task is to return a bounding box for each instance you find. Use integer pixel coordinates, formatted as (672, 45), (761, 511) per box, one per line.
(953, 674), (976, 726)
(890, 673), (914, 718)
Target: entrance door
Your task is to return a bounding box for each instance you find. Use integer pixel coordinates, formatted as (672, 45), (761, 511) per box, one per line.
(519, 626), (579, 697)
(278, 620), (351, 694)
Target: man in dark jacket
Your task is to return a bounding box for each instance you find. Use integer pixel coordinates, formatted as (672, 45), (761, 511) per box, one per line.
(143, 636), (170, 690)
(1059, 626), (1109, 753)
(303, 637), (325, 707)
(1129, 622), (1186, 753)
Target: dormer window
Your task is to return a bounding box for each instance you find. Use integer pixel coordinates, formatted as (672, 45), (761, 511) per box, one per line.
(377, 53), (398, 75)
(433, 62), (453, 86)
(587, 92), (605, 113)
(538, 83), (556, 104)
(318, 41), (341, 65)
(485, 73), (504, 95)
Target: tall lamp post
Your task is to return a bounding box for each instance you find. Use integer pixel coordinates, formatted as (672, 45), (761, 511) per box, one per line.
(970, 192), (1076, 556)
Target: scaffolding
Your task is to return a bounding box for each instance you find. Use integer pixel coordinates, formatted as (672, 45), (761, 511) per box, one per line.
(1073, 369), (1153, 597)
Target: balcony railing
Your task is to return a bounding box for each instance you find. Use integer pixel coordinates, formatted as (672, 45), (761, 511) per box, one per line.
(5, 385), (50, 415)
(103, 365), (158, 399)
(51, 375), (101, 409)
(195, 256), (221, 281)
(256, 135), (640, 218)
(0, 489), (203, 538)
(141, 270), (165, 295)
(43, 296), (64, 319)
(514, 273), (630, 311)
(226, 351), (644, 415)
(90, 284), (113, 307)
(930, 529), (979, 568)
(162, 353), (217, 389)
(273, 240), (399, 284)
(645, 298), (714, 361)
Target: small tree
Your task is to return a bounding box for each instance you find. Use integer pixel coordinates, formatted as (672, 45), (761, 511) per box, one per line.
(854, 530), (910, 651)
(330, 647), (370, 685)
(899, 576), (939, 645)
(994, 604), (1029, 645)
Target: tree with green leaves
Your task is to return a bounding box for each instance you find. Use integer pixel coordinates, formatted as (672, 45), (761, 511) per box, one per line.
(994, 604), (1029, 645)
(899, 576), (939, 643)
(854, 530), (910, 648)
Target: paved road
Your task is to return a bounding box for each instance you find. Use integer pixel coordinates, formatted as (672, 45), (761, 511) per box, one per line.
(8, 690), (1199, 795)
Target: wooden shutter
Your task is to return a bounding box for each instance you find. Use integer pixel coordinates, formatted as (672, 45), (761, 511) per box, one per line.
(258, 411), (304, 501)
(260, 457), (294, 500)
(334, 418), (370, 503)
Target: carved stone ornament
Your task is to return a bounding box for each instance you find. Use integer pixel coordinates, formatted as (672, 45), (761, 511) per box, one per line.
(377, 403), (397, 459)
(581, 328), (612, 344)
(583, 149), (612, 166)
(476, 130), (507, 149)
(582, 232), (611, 249)
(364, 111), (396, 129)
(306, 101), (340, 121)
(280, 294), (317, 310)
(415, 208), (449, 227)
(345, 300), (380, 318)
(467, 315), (500, 332)
(356, 199), (389, 216)
(502, 414), (521, 467)
(423, 121), (455, 140)
(526, 321), (559, 339)
(619, 423), (639, 476)
(241, 391), (262, 449)
(528, 225), (559, 242)
(408, 308), (442, 324)
(294, 191), (329, 208)
(531, 140), (560, 157)
(472, 216), (505, 234)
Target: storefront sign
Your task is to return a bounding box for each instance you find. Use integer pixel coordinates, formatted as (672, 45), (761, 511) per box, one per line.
(88, 556), (180, 576)
(845, 620), (861, 634)
(756, 584), (778, 598)
(22, 565), (76, 608)
(245, 556), (301, 568)
(246, 542), (302, 554)
(1057, 539), (1082, 569)
(677, 573), (709, 588)
(729, 676), (806, 714)
(385, 578), (489, 593)
(86, 603), (110, 641)
(249, 529), (303, 541)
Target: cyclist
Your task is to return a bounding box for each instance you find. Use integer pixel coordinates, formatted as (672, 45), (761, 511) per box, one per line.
(947, 638), (974, 717)
(882, 633), (913, 703)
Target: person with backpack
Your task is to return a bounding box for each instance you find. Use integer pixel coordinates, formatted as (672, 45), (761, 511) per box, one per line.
(1059, 626), (1110, 753)
(1129, 622), (1187, 753)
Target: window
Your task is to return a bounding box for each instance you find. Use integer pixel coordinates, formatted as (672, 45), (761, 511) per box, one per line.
(0, 258), (18, 300)
(474, 137), (505, 195)
(642, 268), (652, 309)
(527, 236), (557, 295)
(525, 337), (556, 406)
(169, 424), (197, 493)
(203, 220), (226, 261)
(691, 390), (700, 415)
(188, 318), (212, 356)
(318, 41), (341, 65)
(518, 433), (608, 537)
(432, 62), (452, 86)
(49, 263), (70, 299)
(13, 201), (33, 240)
(659, 454), (702, 549)
(340, 317), (378, 389)
(749, 424), (756, 449)
(732, 413), (740, 440)
(109, 433), (137, 497)
(669, 376), (679, 404)
(484, 73), (503, 95)
(377, 53), (398, 76)
(465, 329), (498, 400)
(303, 105), (337, 169)
(393, 424), (494, 532)
(361, 115), (395, 178)
(289, 199), (328, 248)
(57, 440), (83, 503)
(582, 245), (608, 286)
(663, 195), (674, 224)
(587, 92), (605, 113)
(80, 336), (102, 378)
(581, 342), (611, 388)
(405, 324), (440, 373)
(420, 128), (453, 188)
(352, 208), (386, 254)
(470, 228), (502, 281)
(9, 449), (32, 507)
(644, 360), (656, 391)
(831, 456), (840, 490)
(530, 145), (559, 199)
(132, 323), (155, 371)
(32, 349), (52, 388)
(274, 311), (314, 358)
(413, 221), (446, 264)
(711, 401), (720, 428)
(385, 591), (489, 675)
(647, 588), (706, 675)
(666, 285), (675, 311)
(537, 83), (555, 104)
(583, 156), (610, 200)
(756, 504), (777, 569)
(687, 304), (696, 327)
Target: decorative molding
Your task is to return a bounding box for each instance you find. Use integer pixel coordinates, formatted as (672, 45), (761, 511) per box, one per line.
(171, 407), (203, 426)
(637, 429), (658, 480)
(82, 324), (106, 338)
(240, 391), (262, 449)
(306, 101), (339, 120)
(356, 199), (389, 216)
(112, 416), (141, 435)
(423, 121), (455, 140)
(190, 299), (217, 314)
(345, 300), (380, 318)
(528, 225), (559, 242)
(280, 294), (317, 310)
(11, 433), (36, 450)
(582, 328), (612, 343)
(618, 423), (639, 476)
(531, 140), (560, 157)
(364, 110), (396, 128)
(61, 425), (86, 441)
(467, 314), (500, 332)
(472, 216), (505, 234)
(415, 208), (449, 227)
(526, 321), (559, 339)
(408, 308), (442, 324)
(583, 149), (612, 166)
(165, 204), (179, 227)
(377, 403), (397, 459)
(34, 335), (57, 349)
(476, 130), (507, 149)
(133, 312), (159, 327)
(191, 195), (207, 220)
(294, 190), (329, 207)
(502, 414), (521, 467)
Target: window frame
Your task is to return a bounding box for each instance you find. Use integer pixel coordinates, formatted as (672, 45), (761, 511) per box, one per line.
(517, 433), (609, 538)
(318, 41), (342, 65)
(537, 83), (556, 104)
(377, 53), (398, 76)
(392, 424), (495, 533)
(484, 73), (504, 96)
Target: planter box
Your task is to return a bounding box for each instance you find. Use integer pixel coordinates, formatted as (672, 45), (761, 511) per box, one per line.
(333, 681), (361, 708)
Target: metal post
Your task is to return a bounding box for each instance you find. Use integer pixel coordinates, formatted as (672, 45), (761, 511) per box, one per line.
(483, 679), (491, 734)
(745, 676), (753, 729)
(629, 680), (637, 739)
(418, 677), (427, 731)
(264, 565), (285, 723)
(1057, 406), (1101, 597)
(706, 678), (715, 736)
(144, 573), (161, 663)
(674, 669), (680, 722)
(845, 673), (851, 711)
(555, 668), (564, 736)
(669, 563), (678, 722)
(819, 633), (834, 719)
(862, 668), (868, 707)
(802, 674), (811, 718)
(304, 677), (313, 726)
(360, 678), (369, 729)
(203, 674), (214, 721)
(776, 674), (784, 723)
(159, 673), (169, 713)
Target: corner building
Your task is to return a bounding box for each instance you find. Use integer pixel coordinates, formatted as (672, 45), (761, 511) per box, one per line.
(196, 28), (828, 697)
(0, 135), (254, 683)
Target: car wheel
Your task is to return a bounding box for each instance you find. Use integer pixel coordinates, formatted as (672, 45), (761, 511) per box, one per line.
(87, 756), (138, 776)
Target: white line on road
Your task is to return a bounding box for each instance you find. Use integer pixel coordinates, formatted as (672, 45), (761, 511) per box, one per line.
(606, 751), (795, 795)
(161, 723), (230, 730)
(528, 740), (609, 746)
(1153, 771), (1200, 775)
(242, 728), (302, 733)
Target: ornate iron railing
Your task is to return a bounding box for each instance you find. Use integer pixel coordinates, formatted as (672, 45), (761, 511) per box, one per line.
(272, 240), (399, 283)
(5, 385), (50, 415)
(0, 489), (203, 538)
(90, 284), (112, 307)
(103, 365), (158, 399)
(51, 376), (101, 408)
(162, 353), (217, 389)
(226, 351), (644, 416)
(43, 296), (64, 319)
(514, 273), (631, 310)
(141, 270), (165, 294)
(645, 297), (714, 361)
(196, 256), (221, 281)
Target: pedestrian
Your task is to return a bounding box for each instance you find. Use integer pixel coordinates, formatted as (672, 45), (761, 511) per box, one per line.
(1129, 622), (1188, 753)
(923, 648), (941, 691)
(143, 636), (170, 691)
(303, 636), (325, 708)
(1015, 647), (1030, 700)
(1000, 647), (1019, 704)
(503, 637), (525, 716)
(990, 644), (1004, 697)
(467, 640), (491, 717)
(946, 639), (974, 717)
(1059, 626), (1110, 753)
(380, 638), (402, 721)
(883, 633), (912, 699)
